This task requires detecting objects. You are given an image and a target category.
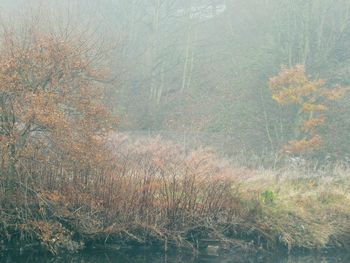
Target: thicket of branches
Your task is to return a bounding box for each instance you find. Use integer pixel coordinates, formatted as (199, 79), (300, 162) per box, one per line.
(0, 21), (247, 254)
(0, 22), (117, 199)
(1, 3), (350, 255)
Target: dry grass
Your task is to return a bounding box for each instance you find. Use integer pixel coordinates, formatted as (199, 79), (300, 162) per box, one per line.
(1, 135), (350, 254)
(238, 168), (350, 251)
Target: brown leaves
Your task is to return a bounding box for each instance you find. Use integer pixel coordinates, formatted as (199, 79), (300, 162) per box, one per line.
(269, 65), (325, 105)
(302, 117), (326, 133)
(269, 65), (348, 154)
(269, 65), (308, 91)
(0, 25), (116, 180)
(302, 103), (327, 112)
(284, 135), (322, 153)
(321, 87), (350, 100)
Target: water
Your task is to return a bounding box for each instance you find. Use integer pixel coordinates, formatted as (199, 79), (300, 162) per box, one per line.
(1, 248), (349, 263)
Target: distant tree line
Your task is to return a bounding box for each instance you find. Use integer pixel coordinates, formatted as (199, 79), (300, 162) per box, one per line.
(3, 0), (350, 161)
(101, 0), (350, 160)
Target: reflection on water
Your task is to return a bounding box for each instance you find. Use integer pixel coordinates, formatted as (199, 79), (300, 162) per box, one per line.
(0, 249), (349, 263)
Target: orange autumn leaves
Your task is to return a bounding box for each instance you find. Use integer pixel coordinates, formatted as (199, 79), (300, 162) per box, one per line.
(269, 65), (347, 153)
(0, 28), (116, 174)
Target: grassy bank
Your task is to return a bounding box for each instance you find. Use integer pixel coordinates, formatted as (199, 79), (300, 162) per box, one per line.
(1, 137), (350, 255)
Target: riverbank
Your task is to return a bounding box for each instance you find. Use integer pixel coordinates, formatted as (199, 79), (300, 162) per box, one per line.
(1, 139), (350, 255)
(1, 167), (350, 255)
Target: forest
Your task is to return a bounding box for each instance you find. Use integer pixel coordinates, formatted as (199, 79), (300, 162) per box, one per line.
(1, 0), (350, 260)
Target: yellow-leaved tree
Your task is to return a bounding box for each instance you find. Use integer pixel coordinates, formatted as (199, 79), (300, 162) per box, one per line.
(269, 65), (347, 153)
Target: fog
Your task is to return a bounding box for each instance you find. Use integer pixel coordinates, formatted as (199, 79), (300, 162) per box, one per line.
(2, 1), (350, 261)
(1, 0), (350, 162)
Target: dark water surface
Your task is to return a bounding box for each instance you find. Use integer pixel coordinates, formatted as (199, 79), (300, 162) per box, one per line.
(1, 249), (349, 263)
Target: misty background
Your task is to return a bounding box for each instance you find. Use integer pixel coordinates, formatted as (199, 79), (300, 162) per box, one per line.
(1, 0), (350, 163)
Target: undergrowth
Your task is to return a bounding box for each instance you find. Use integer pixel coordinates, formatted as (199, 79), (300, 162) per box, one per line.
(1, 136), (350, 254)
